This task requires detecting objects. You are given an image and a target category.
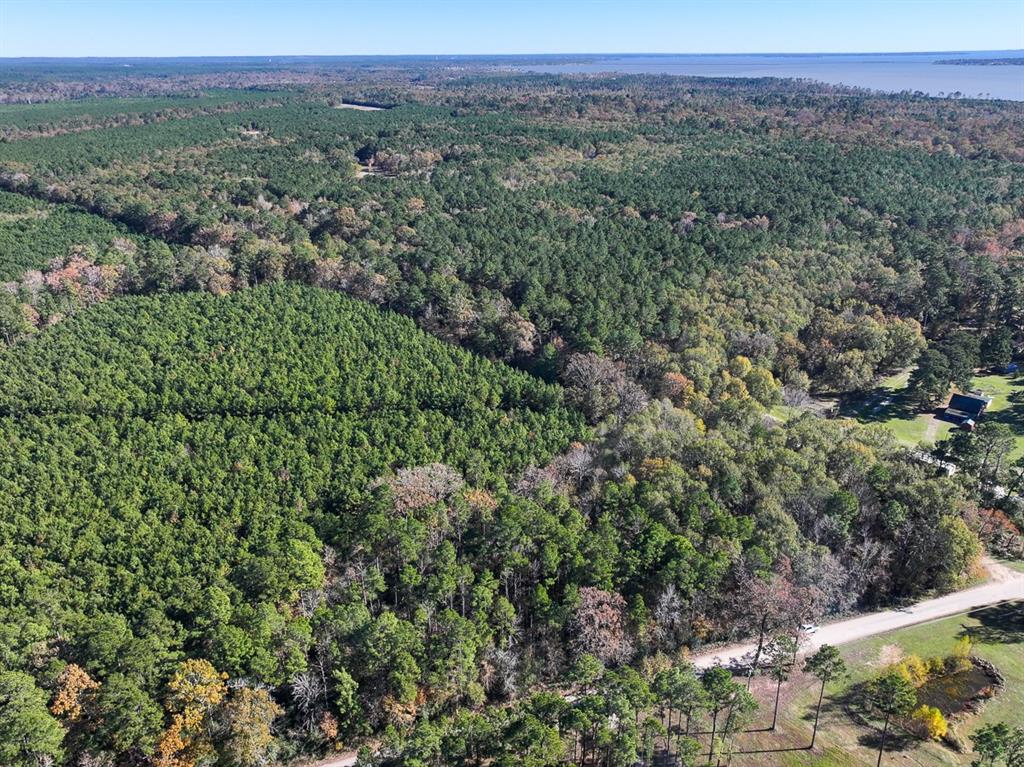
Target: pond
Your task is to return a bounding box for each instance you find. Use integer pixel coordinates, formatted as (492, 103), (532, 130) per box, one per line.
(915, 664), (999, 717)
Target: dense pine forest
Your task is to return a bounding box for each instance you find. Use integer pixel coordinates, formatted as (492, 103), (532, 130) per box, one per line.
(0, 60), (1022, 767)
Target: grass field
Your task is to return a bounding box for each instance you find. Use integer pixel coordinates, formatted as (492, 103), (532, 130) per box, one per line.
(696, 602), (1024, 766)
(841, 604), (1024, 722)
(972, 373), (1024, 461)
(842, 369), (1024, 461)
(770, 403), (807, 423)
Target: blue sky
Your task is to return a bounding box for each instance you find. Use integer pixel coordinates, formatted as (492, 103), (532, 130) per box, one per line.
(0, 0), (1022, 57)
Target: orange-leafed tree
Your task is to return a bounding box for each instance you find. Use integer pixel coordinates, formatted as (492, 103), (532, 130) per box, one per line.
(50, 663), (100, 722)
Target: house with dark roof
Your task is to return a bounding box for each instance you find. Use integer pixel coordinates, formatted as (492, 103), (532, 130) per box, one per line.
(944, 392), (993, 430)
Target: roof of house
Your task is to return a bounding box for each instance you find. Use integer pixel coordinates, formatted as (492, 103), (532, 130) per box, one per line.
(947, 393), (992, 417)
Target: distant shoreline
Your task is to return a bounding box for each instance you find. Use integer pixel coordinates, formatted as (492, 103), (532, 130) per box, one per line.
(521, 52), (1024, 101)
(934, 57), (1024, 66)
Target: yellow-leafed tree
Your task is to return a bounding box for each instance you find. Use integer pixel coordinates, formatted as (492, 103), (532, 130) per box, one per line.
(156, 659), (229, 767)
(221, 687), (283, 767)
(911, 705), (948, 740)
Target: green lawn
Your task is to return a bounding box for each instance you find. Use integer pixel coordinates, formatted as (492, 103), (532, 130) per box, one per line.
(718, 603), (1024, 766)
(973, 373), (1024, 460)
(836, 603), (1024, 765)
(771, 403), (806, 423)
(843, 370), (1024, 460)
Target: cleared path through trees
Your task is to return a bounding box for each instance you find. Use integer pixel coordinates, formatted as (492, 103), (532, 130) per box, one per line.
(308, 753), (358, 767)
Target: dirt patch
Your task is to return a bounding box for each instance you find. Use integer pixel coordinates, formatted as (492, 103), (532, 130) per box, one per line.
(335, 102), (384, 111)
(875, 643), (905, 668)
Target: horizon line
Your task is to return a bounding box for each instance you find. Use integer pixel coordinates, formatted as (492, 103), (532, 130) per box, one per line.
(1, 48), (1023, 62)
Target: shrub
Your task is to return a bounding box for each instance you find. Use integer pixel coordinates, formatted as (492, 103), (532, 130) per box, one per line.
(950, 636), (973, 672)
(910, 705), (948, 740)
(892, 654), (929, 686)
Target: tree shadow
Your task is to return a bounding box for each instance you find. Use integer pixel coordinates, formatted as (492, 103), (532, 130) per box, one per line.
(855, 726), (918, 754)
(833, 681), (917, 754)
(838, 385), (923, 424)
(988, 381), (1024, 438)
(734, 746), (810, 754)
(933, 409), (966, 427)
(958, 600), (1024, 645)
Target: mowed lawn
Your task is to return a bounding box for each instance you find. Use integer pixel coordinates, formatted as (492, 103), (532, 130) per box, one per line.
(711, 603), (1024, 766)
(844, 370), (1024, 460)
(976, 373), (1024, 461)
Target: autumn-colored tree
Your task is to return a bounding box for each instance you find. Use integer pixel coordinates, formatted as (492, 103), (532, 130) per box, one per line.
(659, 371), (696, 408)
(570, 587), (634, 666)
(382, 462), (465, 515)
(910, 705), (947, 740)
(156, 659), (228, 767)
(736, 567), (812, 684)
(169, 658), (228, 713)
(318, 711), (339, 742)
(221, 687), (283, 767)
(891, 654), (929, 687)
(156, 718), (193, 767)
(561, 352), (648, 423)
(50, 663), (100, 722)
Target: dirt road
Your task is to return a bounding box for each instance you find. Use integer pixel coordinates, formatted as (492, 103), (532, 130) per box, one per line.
(691, 557), (1024, 669)
(309, 754), (358, 767)
(304, 560), (1022, 766)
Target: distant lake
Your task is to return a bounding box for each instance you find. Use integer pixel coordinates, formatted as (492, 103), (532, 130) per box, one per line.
(521, 51), (1024, 101)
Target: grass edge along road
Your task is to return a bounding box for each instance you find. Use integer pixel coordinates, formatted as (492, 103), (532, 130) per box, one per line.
(713, 599), (1023, 767)
(684, 559), (1022, 766)
(314, 566), (1023, 767)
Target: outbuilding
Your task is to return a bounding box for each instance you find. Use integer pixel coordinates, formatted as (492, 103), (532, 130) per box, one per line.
(945, 392), (993, 428)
